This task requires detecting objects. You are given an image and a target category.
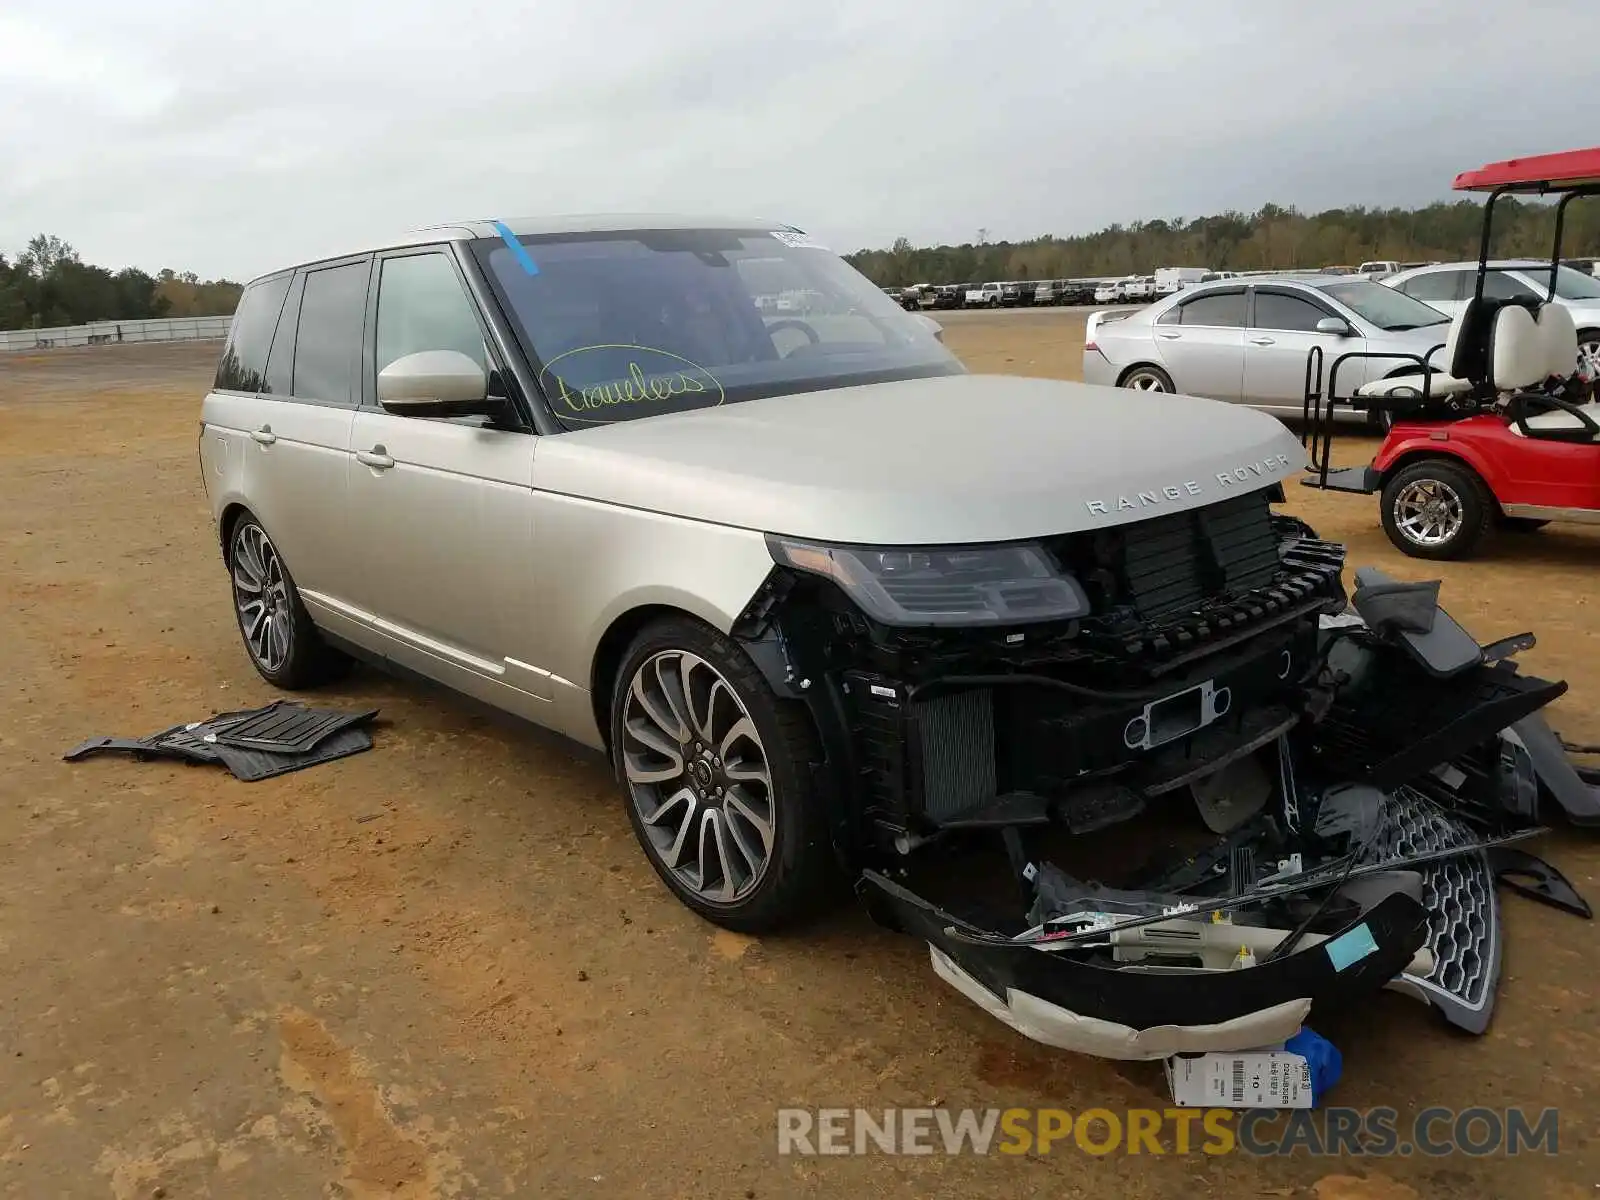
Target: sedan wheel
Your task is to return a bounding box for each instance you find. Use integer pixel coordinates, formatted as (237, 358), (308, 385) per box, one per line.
(1121, 366), (1173, 393)
(1579, 332), (1600, 380)
(622, 650), (776, 905)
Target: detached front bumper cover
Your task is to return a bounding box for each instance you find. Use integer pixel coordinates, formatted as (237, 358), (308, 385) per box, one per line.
(859, 573), (1595, 1057)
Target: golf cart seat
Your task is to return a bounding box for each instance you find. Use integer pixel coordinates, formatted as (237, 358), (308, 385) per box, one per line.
(1354, 300), (1481, 402)
(1536, 300), (1581, 380)
(1355, 373), (1473, 401)
(1496, 302), (1600, 440)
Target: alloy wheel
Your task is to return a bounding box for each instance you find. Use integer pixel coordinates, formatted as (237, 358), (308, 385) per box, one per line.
(621, 650), (776, 905)
(232, 524), (293, 673)
(1579, 337), (1600, 381)
(1125, 371), (1169, 393)
(1393, 478), (1465, 548)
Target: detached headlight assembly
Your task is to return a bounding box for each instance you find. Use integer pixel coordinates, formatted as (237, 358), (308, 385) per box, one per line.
(766, 535), (1091, 627)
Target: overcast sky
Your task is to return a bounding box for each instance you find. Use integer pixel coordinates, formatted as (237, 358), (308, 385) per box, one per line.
(2, 0), (1595, 280)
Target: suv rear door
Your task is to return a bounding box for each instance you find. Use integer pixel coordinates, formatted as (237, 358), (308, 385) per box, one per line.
(341, 245), (547, 713)
(203, 264), (362, 619)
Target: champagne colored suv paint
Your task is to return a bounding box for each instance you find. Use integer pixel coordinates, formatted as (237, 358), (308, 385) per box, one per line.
(200, 215), (1310, 932)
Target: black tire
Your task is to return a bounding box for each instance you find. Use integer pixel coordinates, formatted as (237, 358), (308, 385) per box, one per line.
(1119, 364), (1175, 393)
(1379, 459), (1494, 561)
(610, 616), (839, 933)
(226, 515), (350, 689)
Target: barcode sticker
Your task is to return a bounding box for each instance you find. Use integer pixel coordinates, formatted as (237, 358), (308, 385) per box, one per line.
(1166, 1050), (1313, 1108)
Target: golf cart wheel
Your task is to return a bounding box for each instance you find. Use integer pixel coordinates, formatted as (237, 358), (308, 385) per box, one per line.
(227, 515), (349, 688)
(1120, 365), (1174, 394)
(1379, 460), (1493, 561)
(611, 616), (838, 933)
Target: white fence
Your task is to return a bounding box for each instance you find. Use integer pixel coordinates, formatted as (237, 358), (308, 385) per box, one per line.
(0, 315), (232, 354)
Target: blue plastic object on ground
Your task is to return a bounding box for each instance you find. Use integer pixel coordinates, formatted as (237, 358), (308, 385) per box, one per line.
(1284, 1027), (1343, 1106)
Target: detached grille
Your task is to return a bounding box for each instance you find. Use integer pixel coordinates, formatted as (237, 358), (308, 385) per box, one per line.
(1371, 788), (1499, 1032)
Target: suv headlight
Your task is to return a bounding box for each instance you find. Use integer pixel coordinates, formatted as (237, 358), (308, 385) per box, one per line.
(766, 535), (1091, 627)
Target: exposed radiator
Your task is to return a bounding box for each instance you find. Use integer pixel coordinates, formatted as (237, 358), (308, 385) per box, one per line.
(914, 689), (996, 822)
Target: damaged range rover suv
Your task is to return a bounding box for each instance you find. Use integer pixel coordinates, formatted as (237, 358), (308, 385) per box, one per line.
(202, 217), (1598, 1055)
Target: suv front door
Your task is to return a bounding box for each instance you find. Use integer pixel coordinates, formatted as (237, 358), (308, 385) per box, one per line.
(1243, 286), (1358, 413)
(341, 246), (548, 714)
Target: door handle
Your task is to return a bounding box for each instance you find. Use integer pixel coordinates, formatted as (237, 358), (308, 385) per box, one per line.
(1157, 331), (1182, 339)
(355, 446), (395, 470)
(1249, 336), (1276, 346)
(250, 426), (276, 445)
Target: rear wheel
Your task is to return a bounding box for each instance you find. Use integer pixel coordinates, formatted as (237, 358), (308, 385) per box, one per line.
(1379, 460), (1493, 561)
(1120, 365), (1174, 393)
(228, 516), (349, 688)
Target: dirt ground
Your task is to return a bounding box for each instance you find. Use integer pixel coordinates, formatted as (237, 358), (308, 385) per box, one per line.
(1, 315), (1597, 1198)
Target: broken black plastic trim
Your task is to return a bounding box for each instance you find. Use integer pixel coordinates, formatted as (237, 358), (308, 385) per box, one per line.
(862, 870), (1431, 1030)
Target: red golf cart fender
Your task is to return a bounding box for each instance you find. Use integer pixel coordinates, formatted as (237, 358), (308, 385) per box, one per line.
(1373, 414), (1600, 513)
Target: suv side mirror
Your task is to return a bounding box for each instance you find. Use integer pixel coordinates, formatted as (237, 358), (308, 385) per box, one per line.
(1316, 316), (1355, 337)
(377, 350), (496, 417)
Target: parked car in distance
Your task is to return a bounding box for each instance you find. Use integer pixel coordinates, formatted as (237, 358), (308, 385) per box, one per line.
(1382, 260), (1600, 378)
(1093, 280), (1123, 304)
(1000, 281), (1023, 306)
(1083, 274), (1454, 423)
(1154, 266), (1209, 296)
(965, 281), (1003, 307)
(1357, 260), (1401, 280)
(1122, 276), (1157, 303)
(1032, 279), (1060, 305)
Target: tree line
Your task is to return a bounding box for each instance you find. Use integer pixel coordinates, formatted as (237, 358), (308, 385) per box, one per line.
(843, 198), (1600, 287)
(0, 234), (244, 331)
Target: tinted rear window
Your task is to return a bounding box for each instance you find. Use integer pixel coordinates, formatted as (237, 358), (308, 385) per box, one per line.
(214, 275), (292, 392)
(292, 261), (370, 404)
(1175, 290), (1246, 327)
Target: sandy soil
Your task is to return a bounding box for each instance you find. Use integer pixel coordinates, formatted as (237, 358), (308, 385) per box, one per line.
(1, 322), (1597, 1198)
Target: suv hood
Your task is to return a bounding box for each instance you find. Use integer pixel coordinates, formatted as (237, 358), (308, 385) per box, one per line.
(531, 374), (1304, 545)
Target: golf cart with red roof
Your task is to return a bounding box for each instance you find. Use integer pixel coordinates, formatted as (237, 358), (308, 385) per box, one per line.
(1302, 147), (1600, 559)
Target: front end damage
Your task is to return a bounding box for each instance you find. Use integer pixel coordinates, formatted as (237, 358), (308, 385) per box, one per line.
(736, 484), (1598, 1058)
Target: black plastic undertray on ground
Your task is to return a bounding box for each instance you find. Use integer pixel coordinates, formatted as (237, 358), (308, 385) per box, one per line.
(1307, 658), (1565, 792)
(62, 702), (378, 781)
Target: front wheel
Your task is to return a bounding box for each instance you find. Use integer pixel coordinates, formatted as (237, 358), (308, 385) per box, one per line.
(1578, 328), (1600, 381)
(1379, 460), (1493, 560)
(611, 617), (839, 933)
(1120, 364), (1174, 393)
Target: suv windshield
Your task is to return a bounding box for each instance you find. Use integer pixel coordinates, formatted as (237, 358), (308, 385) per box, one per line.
(1516, 265), (1600, 301)
(1319, 279), (1449, 330)
(473, 228), (962, 428)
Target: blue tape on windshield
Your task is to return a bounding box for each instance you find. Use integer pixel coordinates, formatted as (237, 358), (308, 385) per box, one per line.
(491, 220), (539, 276)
